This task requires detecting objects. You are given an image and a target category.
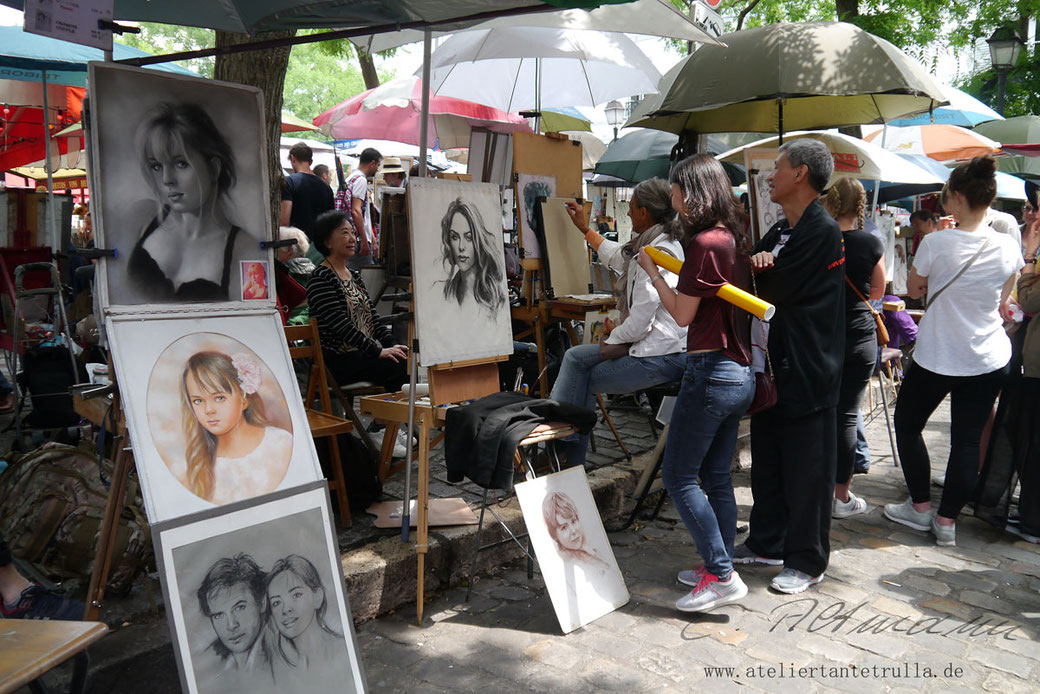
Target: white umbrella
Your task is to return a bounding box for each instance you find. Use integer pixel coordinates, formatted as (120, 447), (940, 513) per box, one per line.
(423, 27), (662, 113)
(716, 131), (944, 187)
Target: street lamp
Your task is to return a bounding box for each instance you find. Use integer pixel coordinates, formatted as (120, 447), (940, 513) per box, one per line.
(987, 27), (1024, 115)
(605, 99), (625, 141)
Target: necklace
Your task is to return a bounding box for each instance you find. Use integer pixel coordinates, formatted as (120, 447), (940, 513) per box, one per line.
(323, 259), (352, 282)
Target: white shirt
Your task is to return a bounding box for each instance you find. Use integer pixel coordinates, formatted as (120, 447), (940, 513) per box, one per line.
(985, 208), (1022, 251)
(595, 233), (686, 357)
(348, 171), (373, 249)
(912, 226), (1023, 376)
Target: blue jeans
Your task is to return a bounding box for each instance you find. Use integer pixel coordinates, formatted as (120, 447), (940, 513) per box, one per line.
(661, 352), (754, 580)
(549, 344), (685, 465)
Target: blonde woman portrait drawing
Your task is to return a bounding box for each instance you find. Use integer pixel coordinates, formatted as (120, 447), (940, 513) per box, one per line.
(147, 334), (293, 506)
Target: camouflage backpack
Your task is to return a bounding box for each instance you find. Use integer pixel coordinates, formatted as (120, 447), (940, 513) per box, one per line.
(0, 441), (151, 596)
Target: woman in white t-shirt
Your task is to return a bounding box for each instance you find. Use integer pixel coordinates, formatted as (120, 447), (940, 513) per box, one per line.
(884, 156), (1024, 547)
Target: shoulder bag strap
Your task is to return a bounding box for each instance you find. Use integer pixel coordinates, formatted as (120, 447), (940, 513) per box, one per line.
(844, 275), (880, 317)
(924, 236), (992, 310)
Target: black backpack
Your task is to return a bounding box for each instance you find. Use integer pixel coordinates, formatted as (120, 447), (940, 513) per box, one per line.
(313, 433), (383, 513)
(18, 345), (79, 429)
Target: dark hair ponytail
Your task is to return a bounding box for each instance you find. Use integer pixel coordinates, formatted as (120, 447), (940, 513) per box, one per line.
(946, 154), (997, 211)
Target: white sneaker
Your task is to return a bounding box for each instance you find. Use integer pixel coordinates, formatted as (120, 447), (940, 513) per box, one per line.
(832, 492), (868, 519)
(932, 474), (946, 487)
(676, 571), (747, 613)
(883, 499), (933, 532)
(392, 429), (411, 458)
(931, 517), (956, 547)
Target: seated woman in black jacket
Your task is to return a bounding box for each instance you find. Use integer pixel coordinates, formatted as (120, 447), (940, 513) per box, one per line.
(306, 211), (408, 391)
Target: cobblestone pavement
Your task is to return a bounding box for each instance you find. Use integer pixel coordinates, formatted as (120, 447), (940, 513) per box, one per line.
(357, 397), (1040, 694)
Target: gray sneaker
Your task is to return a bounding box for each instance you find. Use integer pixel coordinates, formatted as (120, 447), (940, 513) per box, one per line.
(932, 517), (956, 546)
(677, 565), (706, 587)
(732, 544), (783, 566)
(770, 568), (823, 594)
(676, 571), (748, 612)
(883, 499), (933, 532)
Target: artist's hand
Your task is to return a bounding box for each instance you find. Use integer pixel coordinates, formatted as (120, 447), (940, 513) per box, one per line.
(603, 317), (617, 336)
(379, 345), (408, 362)
(750, 251), (775, 271)
(564, 201), (589, 235)
(636, 247), (656, 275)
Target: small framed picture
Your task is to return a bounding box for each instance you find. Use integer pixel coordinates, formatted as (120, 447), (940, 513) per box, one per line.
(152, 481), (367, 694)
(241, 260), (270, 301)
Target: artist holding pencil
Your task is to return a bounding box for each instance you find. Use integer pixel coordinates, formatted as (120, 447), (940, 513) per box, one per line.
(636, 154), (755, 614)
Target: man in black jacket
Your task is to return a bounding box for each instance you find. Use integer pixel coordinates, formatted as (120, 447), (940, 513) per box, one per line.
(734, 139), (846, 594)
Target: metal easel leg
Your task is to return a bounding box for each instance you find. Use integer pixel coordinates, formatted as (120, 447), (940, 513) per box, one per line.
(878, 372), (900, 468)
(466, 486), (491, 602)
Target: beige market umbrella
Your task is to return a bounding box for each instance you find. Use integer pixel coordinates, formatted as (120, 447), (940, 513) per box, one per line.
(563, 130), (606, 170)
(629, 22), (945, 136)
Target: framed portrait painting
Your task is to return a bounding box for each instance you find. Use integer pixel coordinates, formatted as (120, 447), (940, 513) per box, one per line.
(106, 311), (321, 523)
(407, 177), (513, 367)
(515, 466), (629, 634)
(152, 481), (367, 694)
(87, 62), (273, 312)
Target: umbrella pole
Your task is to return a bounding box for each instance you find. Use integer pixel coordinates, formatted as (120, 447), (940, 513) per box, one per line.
(418, 29), (432, 177)
(777, 100), (784, 146)
(41, 71), (58, 251)
(534, 58), (542, 134)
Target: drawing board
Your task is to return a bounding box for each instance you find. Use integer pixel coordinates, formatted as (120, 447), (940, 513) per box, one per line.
(540, 197), (592, 298)
(512, 132), (584, 261)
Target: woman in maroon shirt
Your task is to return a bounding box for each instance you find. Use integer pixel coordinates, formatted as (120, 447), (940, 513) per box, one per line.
(637, 153), (755, 614)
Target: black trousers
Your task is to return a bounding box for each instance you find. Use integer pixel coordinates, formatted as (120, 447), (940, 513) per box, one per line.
(836, 329), (877, 485)
(895, 362), (1006, 520)
(0, 531), (11, 567)
(324, 350), (408, 393)
(747, 406), (837, 577)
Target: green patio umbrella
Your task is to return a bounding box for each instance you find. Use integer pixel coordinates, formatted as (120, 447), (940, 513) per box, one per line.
(973, 115), (1040, 180)
(541, 107), (591, 133)
(629, 21), (945, 136)
(594, 128), (745, 184)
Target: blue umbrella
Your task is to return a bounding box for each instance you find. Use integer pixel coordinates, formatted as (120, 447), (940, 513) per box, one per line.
(888, 85), (1002, 128)
(0, 25), (195, 86)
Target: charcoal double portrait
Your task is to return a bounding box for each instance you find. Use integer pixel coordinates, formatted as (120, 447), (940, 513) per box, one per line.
(153, 483), (365, 694)
(408, 178), (513, 367)
(88, 62), (272, 310)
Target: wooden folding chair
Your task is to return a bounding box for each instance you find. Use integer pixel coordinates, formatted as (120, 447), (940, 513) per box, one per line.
(284, 319), (355, 528)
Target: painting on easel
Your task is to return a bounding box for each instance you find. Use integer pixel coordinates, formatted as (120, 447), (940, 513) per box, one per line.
(515, 466), (629, 634)
(153, 482), (367, 694)
(516, 173), (557, 259)
(107, 311), (322, 523)
(407, 177), (513, 367)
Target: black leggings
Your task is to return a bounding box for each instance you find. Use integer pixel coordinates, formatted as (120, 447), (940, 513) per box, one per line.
(836, 328), (877, 485)
(894, 362), (1007, 519)
(0, 531), (10, 567)
(324, 349), (408, 393)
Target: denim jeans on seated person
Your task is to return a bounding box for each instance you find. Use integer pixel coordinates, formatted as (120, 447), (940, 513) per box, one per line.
(661, 352), (754, 581)
(549, 344), (685, 466)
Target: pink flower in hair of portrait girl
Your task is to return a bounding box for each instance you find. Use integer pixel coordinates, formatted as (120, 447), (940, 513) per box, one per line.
(231, 352), (263, 394)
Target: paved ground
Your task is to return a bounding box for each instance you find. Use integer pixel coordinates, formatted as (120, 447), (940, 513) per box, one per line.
(357, 395), (1040, 694)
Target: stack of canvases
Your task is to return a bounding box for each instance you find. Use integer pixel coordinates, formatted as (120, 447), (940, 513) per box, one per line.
(87, 63), (367, 693)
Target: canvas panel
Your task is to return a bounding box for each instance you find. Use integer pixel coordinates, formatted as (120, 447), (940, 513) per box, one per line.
(515, 173), (556, 259)
(407, 177), (513, 367)
(87, 62), (273, 313)
(106, 311), (321, 523)
(743, 148), (783, 245)
(515, 466), (629, 634)
(152, 482), (366, 694)
(540, 197), (591, 298)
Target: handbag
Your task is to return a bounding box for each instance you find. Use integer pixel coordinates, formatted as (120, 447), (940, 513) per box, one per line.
(843, 276), (890, 346)
(747, 269), (777, 415)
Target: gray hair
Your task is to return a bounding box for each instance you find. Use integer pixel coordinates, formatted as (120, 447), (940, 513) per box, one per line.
(631, 178), (676, 226)
(779, 139), (833, 194)
(278, 226), (309, 258)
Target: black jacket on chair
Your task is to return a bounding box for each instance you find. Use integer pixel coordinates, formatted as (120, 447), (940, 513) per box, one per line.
(445, 391), (597, 491)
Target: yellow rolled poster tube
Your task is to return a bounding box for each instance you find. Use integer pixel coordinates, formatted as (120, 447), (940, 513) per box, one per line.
(643, 246), (776, 321)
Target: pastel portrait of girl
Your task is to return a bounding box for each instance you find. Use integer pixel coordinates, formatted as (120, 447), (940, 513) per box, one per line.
(147, 333), (293, 505)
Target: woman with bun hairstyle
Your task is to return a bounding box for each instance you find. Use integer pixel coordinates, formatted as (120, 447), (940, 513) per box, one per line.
(884, 155), (1024, 547)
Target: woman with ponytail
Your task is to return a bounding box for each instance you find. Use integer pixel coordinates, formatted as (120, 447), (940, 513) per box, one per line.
(884, 155), (1024, 547)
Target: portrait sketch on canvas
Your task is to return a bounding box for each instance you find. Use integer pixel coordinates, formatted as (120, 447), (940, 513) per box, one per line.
(107, 313), (321, 523)
(516, 173), (557, 259)
(88, 62), (272, 309)
(153, 483), (366, 694)
(408, 178), (513, 367)
(515, 466), (629, 634)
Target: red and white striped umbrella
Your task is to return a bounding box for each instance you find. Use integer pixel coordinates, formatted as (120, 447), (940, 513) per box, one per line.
(313, 76), (531, 150)
(864, 124), (1001, 162)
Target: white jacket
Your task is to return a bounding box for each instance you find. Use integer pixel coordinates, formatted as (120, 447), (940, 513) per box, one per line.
(597, 234), (687, 357)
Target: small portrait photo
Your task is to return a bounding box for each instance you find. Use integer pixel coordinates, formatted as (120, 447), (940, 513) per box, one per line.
(88, 62), (272, 308)
(147, 333), (293, 506)
(515, 466), (629, 634)
(107, 313), (322, 523)
(408, 178), (513, 367)
(241, 261), (270, 301)
(153, 483), (365, 694)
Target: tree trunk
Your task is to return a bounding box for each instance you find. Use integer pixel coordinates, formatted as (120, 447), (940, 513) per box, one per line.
(214, 29), (295, 235)
(835, 0), (859, 22)
(357, 49), (380, 90)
